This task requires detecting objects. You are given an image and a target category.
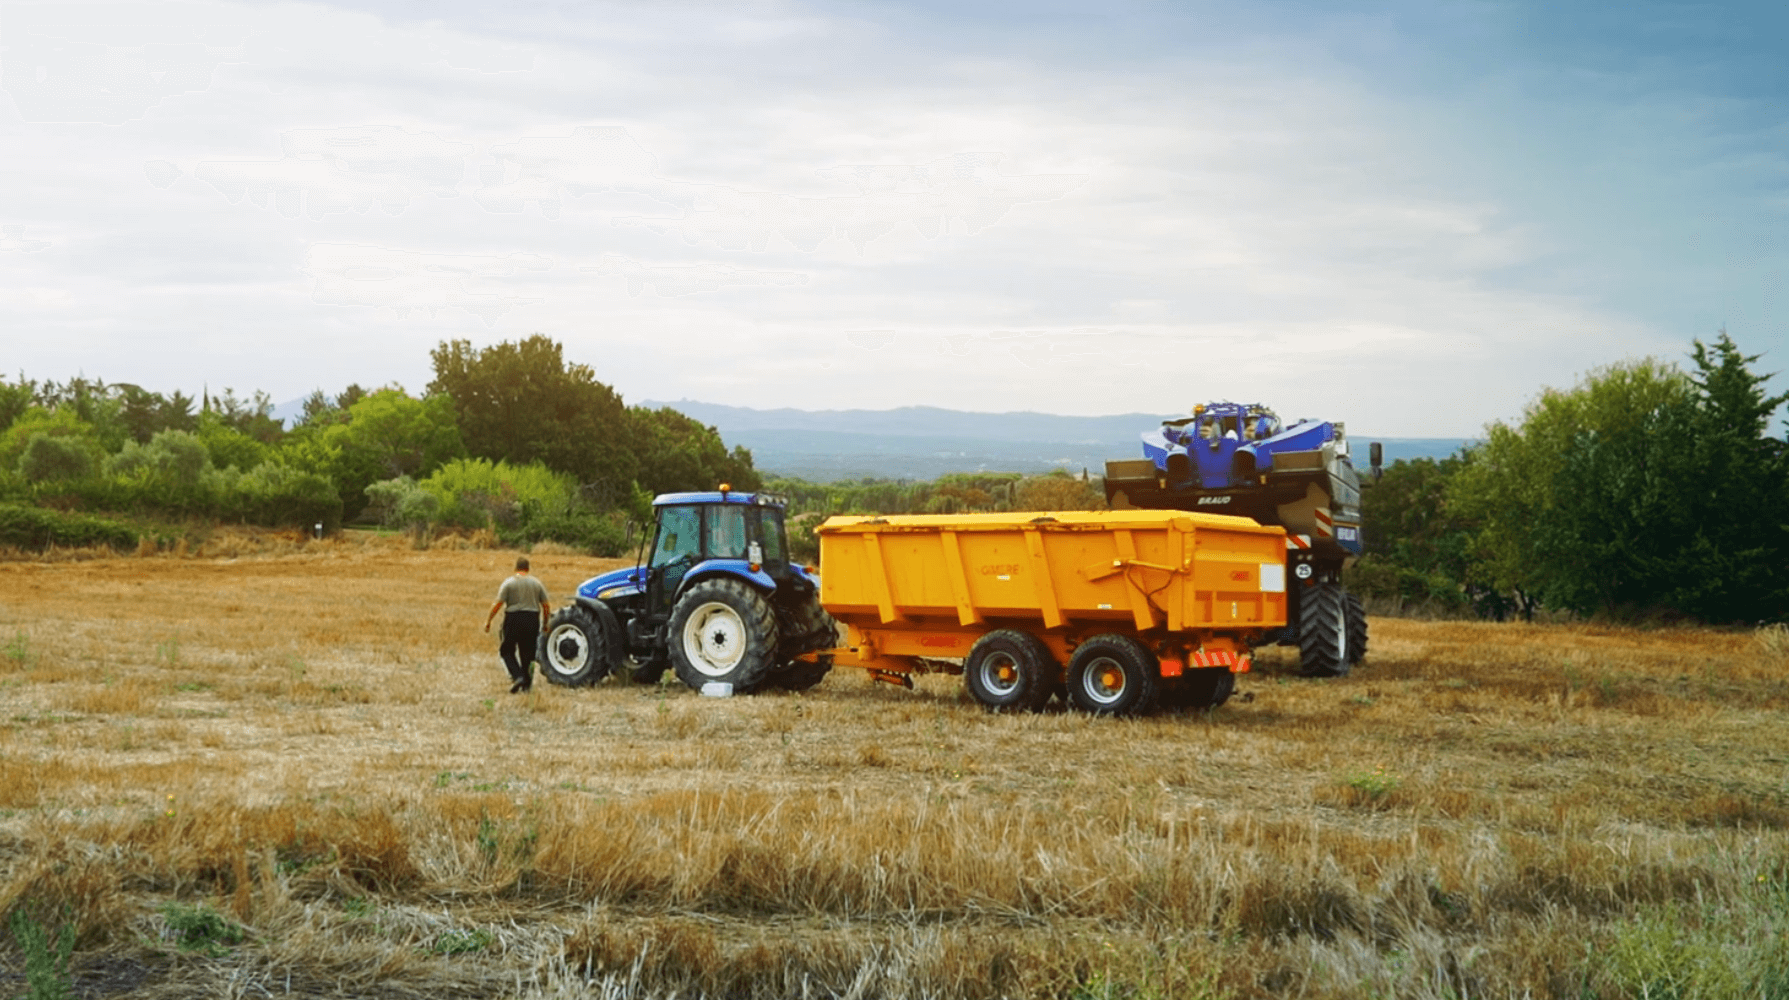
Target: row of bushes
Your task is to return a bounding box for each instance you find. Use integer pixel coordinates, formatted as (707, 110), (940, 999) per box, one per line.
(0, 504), (139, 551)
(363, 458), (638, 556)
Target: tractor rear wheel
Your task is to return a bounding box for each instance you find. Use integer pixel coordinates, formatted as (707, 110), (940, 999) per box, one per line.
(1345, 592), (1369, 666)
(669, 579), (779, 691)
(964, 630), (1055, 712)
(1066, 634), (1159, 716)
(537, 606), (613, 687)
(1298, 582), (1351, 677)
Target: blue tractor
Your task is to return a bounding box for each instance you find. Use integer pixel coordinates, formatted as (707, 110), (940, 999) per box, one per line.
(1103, 402), (1381, 677)
(536, 489), (839, 693)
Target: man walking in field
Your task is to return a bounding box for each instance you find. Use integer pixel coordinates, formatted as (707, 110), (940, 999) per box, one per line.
(484, 556), (551, 694)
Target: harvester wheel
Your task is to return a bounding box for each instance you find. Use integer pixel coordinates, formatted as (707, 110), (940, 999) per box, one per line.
(1066, 634), (1159, 716)
(1298, 582), (1351, 677)
(669, 579), (779, 691)
(964, 630), (1055, 712)
(1345, 592), (1369, 666)
(537, 605), (615, 687)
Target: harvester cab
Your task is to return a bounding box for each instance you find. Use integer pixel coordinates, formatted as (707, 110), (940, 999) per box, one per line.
(1104, 401), (1378, 678)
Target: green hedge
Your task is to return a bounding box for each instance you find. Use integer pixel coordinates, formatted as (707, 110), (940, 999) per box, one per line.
(0, 504), (138, 551)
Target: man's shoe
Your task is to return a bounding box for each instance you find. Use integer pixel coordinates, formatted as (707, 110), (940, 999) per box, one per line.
(509, 679), (524, 694)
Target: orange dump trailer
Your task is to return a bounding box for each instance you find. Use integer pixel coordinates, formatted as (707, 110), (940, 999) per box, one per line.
(813, 509), (1288, 714)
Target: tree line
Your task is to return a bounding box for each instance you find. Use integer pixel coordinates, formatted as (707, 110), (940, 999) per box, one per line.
(0, 335), (760, 554)
(5, 328), (1782, 625)
(1350, 331), (1788, 625)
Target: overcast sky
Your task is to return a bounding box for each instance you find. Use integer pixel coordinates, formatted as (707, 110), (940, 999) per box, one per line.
(1, 0), (1783, 437)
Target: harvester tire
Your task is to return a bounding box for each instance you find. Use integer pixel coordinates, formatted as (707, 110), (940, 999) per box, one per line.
(1345, 593), (1369, 666)
(964, 630), (1055, 712)
(1066, 634), (1159, 716)
(669, 579), (779, 692)
(1298, 582), (1351, 677)
(1163, 667), (1234, 710)
(537, 606), (614, 687)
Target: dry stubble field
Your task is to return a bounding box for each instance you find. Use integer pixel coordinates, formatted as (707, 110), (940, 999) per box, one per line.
(0, 535), (1786, 999)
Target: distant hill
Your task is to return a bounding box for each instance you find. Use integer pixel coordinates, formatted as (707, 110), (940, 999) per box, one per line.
(644, 400), (1474, 482)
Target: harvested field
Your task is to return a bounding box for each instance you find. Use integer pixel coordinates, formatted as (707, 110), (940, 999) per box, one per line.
(0, 538), (1785, 998)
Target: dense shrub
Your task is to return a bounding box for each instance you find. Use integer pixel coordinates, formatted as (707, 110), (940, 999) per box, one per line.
(499, 509), (632, 556)
(0, 503), (137, 550)
(17, 434), (95, 483)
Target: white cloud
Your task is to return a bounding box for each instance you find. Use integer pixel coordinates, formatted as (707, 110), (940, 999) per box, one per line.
(582, 254), (808, 297)
(193, 126), (474, 219)
(304, 243), (552, 326)
(0, 225), (51, 252)
(0, 2), (244, 125)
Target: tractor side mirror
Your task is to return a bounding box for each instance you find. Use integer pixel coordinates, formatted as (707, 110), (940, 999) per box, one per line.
(1369, 441), (1383, 483)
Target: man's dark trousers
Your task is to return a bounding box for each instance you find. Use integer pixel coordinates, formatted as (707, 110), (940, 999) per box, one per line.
(500, 610), (541, 688)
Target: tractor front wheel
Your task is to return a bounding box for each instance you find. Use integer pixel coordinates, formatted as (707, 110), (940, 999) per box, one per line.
(537, 606), (613, 687)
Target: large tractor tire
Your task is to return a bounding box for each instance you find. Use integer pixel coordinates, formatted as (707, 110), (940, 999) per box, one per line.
(1298, 582), (1351, 677)
(1161, 667), (1234, 710)
(669, 579), (780, 692)
(766, 655), (833, 692)
(964, 630), (1056, 712)
(1345, 592), (1369, 666)
(1066, 634), (1159, 716)
(537, 605), (616, 687)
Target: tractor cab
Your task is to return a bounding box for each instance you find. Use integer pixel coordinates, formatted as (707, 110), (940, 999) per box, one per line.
(639, 490), (794, 617)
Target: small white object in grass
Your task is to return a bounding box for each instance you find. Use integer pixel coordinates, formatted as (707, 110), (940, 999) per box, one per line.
(700, 682), (733, 698)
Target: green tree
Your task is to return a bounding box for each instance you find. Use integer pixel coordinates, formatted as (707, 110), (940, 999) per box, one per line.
(197, 411), (270, 472)
(627, 405), (761, 500)
(17, 434), (95, 483)
(1350, 454), (1489, 616)
(428, 336), (636, 499)
(0, 375), (37, 434)
(1450, 337), (1789, 622)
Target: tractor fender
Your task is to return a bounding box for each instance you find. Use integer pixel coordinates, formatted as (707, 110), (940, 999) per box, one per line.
(570, 597), (626, 673)
(672, 560), (777, 605)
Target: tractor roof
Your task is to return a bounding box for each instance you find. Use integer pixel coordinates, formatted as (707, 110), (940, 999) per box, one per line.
(653, 491), (785, 508)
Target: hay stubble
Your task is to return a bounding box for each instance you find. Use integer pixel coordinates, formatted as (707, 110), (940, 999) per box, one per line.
(0, 540), (1785, 998)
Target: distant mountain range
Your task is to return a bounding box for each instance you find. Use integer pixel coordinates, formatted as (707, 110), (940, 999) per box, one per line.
(644, 400), (1474, 482)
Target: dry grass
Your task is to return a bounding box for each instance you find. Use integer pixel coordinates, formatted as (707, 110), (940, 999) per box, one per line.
(0, 545), (1785, 998)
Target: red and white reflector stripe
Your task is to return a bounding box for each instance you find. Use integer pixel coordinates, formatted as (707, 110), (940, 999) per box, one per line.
(1286, 534), (1312, 550)
(1188, 649), (1238, 668)
(1312, 508), (1334, 538)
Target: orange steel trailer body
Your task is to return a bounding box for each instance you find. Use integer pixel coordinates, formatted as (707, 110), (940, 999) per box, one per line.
(811, 509), (1288, 714)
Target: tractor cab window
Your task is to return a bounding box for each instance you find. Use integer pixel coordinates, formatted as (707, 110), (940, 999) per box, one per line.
(706, 504), (748, 559)
(651, 505), (702, 568)
(753, 508), (787, 564)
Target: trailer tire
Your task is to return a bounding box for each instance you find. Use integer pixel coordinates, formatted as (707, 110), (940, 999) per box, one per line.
(1067, 634), (1159, 716)
(537, 606), (614, 687)
(669, 579), (779, 692)
(1345, 593), (1369, 666)
(1298, 582), (1351, 677)
(964, 630), (1055, 712)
